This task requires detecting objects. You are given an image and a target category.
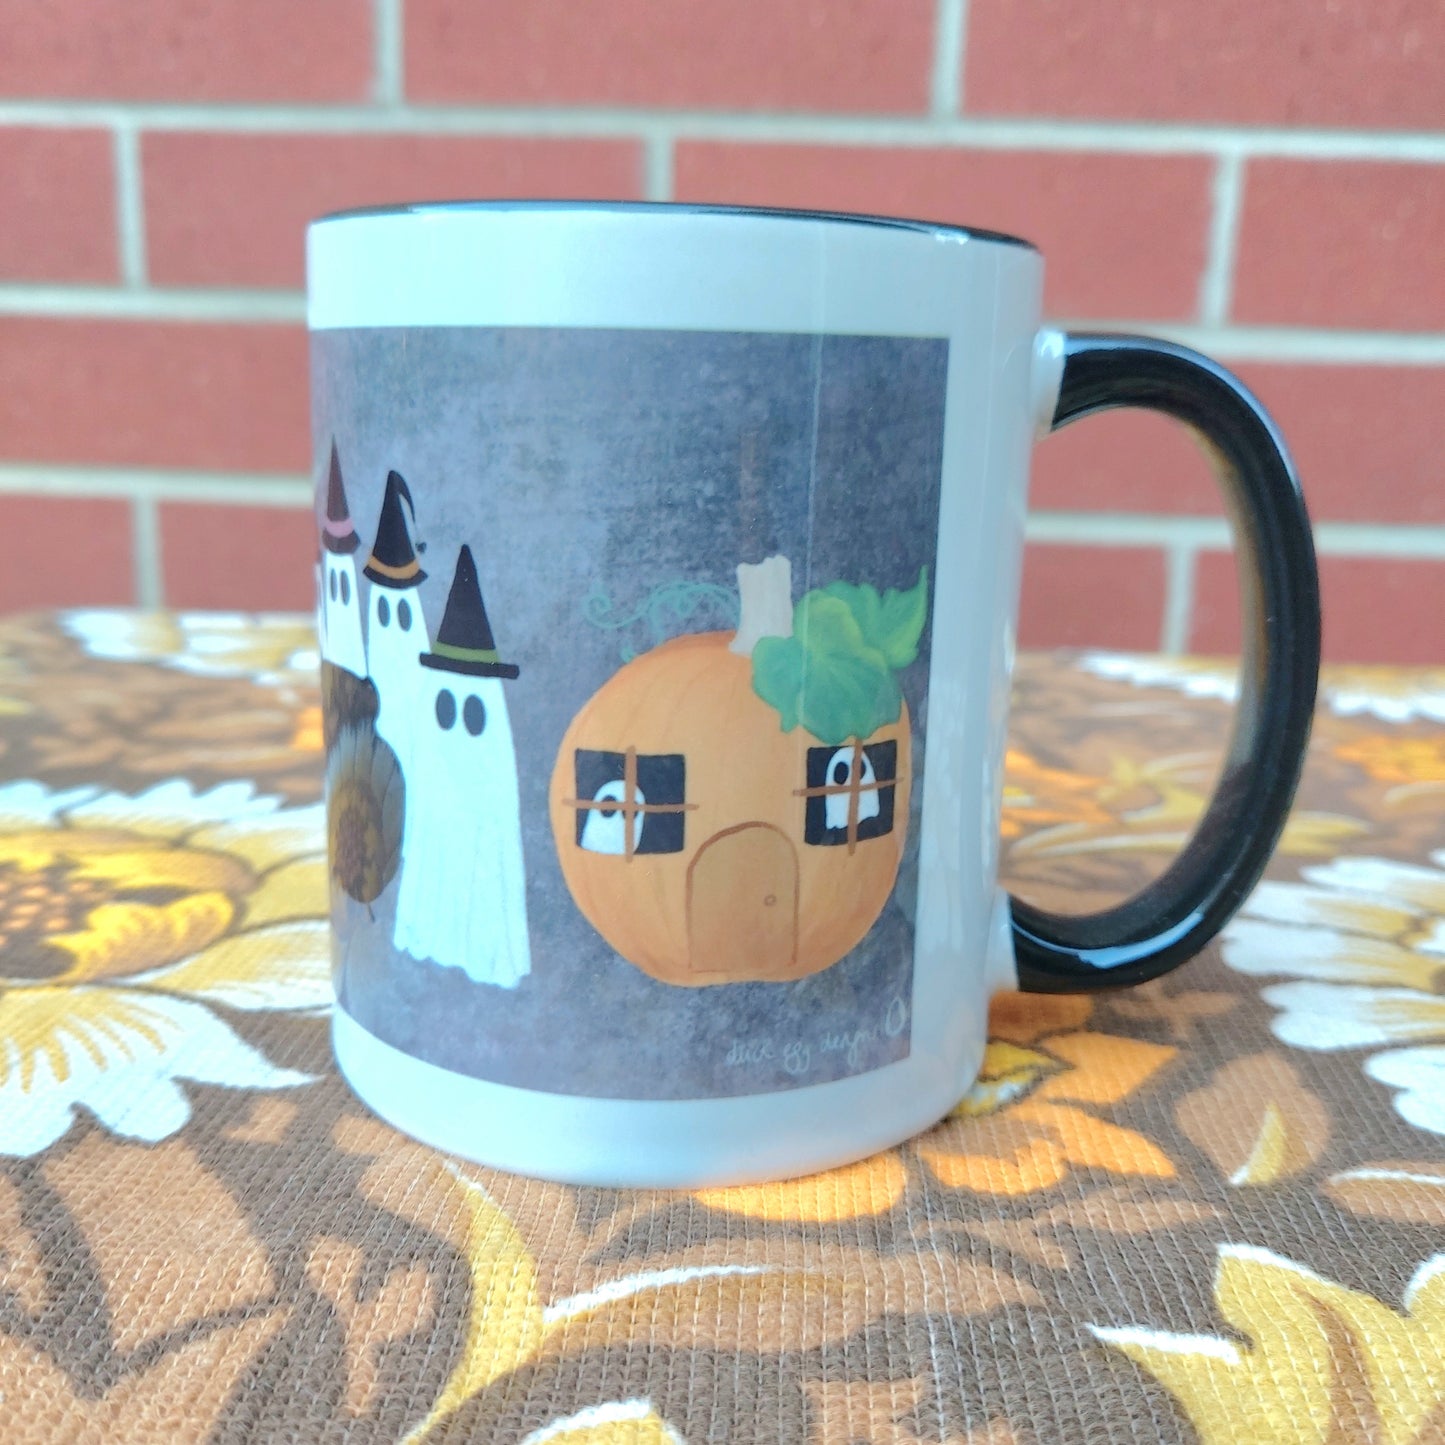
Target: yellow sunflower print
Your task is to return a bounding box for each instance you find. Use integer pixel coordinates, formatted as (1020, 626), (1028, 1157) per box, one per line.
(0, 778), (328, 1156)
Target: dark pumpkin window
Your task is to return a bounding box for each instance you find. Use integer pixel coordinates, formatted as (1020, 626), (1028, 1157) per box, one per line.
(802, 740), (898, 847)
(573, 749), (687, 856)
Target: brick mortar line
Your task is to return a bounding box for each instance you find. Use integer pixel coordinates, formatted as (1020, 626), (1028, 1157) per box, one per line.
(0, 471), (1442, 561)
(930, 0), (966, 118)
(372, 0), (404, 106)
(0, 467), (313, 505)
(1058, 325), (1445, 364)
(643, 133), (674, 202)
(1159, 543), (1198, 654)
(4, 288), (1445, 366)
(3, 101), (1445, 159)
(1197, 151), (1244, 326)
(130, 494), (162, 606)
(112, 124), (147, 287)
(0, 285), (307, 320)
(1028, 513), (1445, 558)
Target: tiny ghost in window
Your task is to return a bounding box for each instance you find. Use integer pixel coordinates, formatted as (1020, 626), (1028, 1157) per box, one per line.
(802, 740), (898, 848)
(573, 749), (687, 856)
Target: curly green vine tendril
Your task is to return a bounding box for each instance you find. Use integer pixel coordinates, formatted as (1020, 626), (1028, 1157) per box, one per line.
(581, 581), (741, 662)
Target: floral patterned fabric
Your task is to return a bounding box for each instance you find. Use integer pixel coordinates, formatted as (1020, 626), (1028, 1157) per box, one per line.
(2, 613), (1443, 1444)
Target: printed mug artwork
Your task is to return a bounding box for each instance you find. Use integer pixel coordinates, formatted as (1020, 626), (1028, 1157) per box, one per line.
(320, 444), (533, 989)
(321, 439), (930, 996)
(548, 556), (928, 987)
(312, 325), (947, 1097)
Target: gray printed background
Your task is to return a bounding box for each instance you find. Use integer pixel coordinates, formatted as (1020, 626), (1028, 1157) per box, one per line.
(312, 326), (948, 1099)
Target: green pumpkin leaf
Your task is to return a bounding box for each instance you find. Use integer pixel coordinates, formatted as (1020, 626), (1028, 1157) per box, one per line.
(816, 567), (930, 672)
(752, 591), (905, 746)
(750, 633), (807, 734)
(874, 565), (931, 668)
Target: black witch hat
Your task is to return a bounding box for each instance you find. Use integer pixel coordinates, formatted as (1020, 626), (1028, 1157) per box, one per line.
(363, 470), (427, 587)
(320, 441), (360, 555)
(420, 546), (519, 679)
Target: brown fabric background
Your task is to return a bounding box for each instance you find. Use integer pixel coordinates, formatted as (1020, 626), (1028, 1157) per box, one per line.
(1, 614), (1442, 1444)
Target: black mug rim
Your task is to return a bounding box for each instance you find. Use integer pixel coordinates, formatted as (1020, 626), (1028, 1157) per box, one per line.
(309, 197), (1038, 252)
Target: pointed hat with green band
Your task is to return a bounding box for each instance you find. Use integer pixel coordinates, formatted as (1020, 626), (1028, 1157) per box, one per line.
(420, 545), (520, 679)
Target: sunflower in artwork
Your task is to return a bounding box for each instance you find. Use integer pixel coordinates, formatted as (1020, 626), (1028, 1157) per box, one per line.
(0, 778), (329, 1157)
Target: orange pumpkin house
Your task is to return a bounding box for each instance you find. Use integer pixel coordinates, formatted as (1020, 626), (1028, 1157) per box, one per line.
(548, 557), (926, 987)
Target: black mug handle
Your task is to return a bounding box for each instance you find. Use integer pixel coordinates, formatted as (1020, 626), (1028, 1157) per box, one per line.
(1011, 333), (1321, 992)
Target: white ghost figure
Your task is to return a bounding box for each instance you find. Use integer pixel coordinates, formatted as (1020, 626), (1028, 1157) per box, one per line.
(391, 545), (532, 988)
(363, 469), (430, 778)
(315, 558), (325, 648)
(579, 778), (645, 856)
(822, 745), (881, 832)
(318, 442), (368, 679)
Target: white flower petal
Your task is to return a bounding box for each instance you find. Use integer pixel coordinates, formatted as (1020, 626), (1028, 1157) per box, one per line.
(190, 804), (325, 872)
(0, 780), (98, 828)
(135, 922), (333, 1012)
(0, 1039), (90, 1156)
(173, 614), (319, 684)
(61, 610), (180, 663)
(1243, 877), (1424, 930)
(1262, 981), (1445, 1051)
(543, 1265), (774, 1325)
(1086, 1323), (1241, 1365)
(1365, 1047), (1445, 1137)
(180, 612), (251, 629)
(1300, 856), (1445, 915)
(520, 1401), (684, 1445)
(85, 1073), (193, 1142)
(1405, 1254), (1445, 1310)
(1325, 684), (1445, 724)
(64, 610), (319, 685)
(1079, 653), (1239, 701)
(1223, 918), (1440, 992)
(64, 780), (281, 840)
(0, 986), (313, 1158)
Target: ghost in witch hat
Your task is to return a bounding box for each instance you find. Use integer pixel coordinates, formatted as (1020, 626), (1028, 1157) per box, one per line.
(393, 543), (532, 986)
(364, 469), (427, 587)
(364, 469), (432, 779)
(321, 441), (359, 555)
(318, 441), (368, 678)
(420, 545), (520, 679)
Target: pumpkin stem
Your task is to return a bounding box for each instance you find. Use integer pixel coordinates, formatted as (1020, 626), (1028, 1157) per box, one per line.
(731, 556), (793, 657)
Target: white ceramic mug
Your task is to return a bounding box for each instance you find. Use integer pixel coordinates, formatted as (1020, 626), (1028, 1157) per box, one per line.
(308, 202), (1319, 1186)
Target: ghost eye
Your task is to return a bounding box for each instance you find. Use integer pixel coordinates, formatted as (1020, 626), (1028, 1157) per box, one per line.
(579, 778), (643, 855)
(377, 595), (390, 627)
(821, 747), (878, 831)
(329, 570), (338, 601)
(435, 689), (456, 730)
(572, 749), (687, 857)
(463, 695), (486, 736)
(803, 741), (898, 847)
(340, 571), (351, 605)
(397, 599), (412, 631)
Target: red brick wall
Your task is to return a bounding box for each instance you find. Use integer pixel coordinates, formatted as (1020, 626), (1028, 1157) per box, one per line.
(1, 0), (1441, 661)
